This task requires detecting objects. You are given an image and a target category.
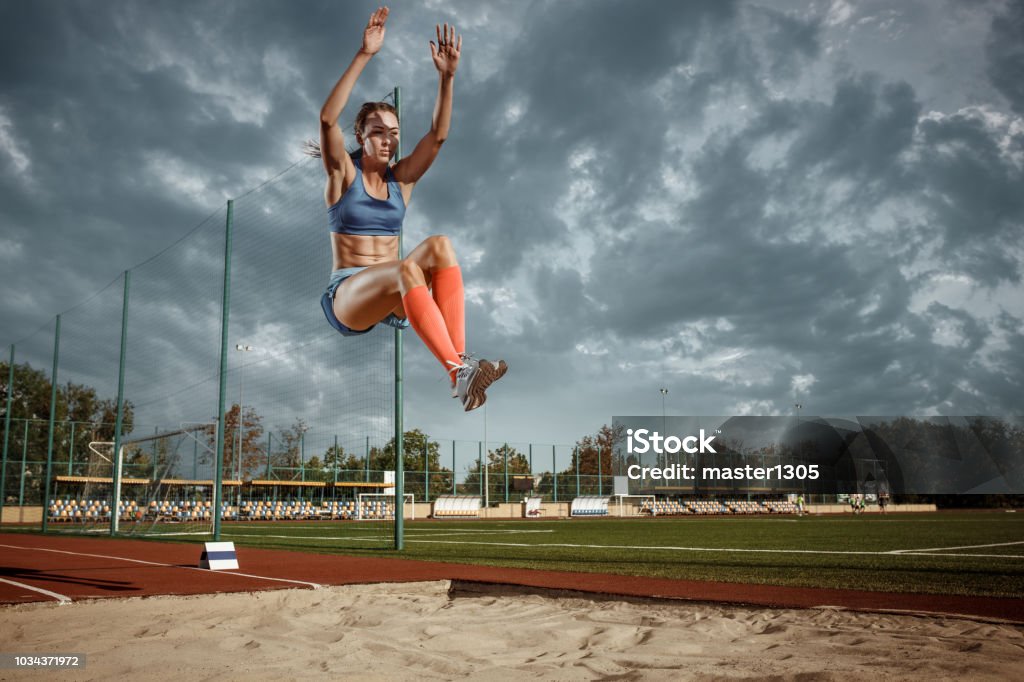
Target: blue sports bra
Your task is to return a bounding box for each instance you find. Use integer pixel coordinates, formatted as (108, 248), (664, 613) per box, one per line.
(328, 157), (405, 236)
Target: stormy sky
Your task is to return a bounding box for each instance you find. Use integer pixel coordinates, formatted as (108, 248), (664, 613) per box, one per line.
(1, 0), (1022, 455)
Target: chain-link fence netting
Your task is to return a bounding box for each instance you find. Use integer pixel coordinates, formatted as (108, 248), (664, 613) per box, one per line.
(2, 321), (56, 515)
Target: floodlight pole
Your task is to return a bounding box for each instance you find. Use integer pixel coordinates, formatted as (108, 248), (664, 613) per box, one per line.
(110, 271), (131, 535)
(660, 387), (668, 468)
(393, 85), (405, 550)
(234, 343), (254, 507)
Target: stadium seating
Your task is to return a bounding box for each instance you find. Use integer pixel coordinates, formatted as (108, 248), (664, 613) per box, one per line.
(432, 495), (481, 518)
(47, 494), (801, 524)
(570, 496), (610, 517)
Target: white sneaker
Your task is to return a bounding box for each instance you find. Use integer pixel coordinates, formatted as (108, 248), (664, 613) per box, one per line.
(450, 354), (508, 398)
(448, 357), (502, 412)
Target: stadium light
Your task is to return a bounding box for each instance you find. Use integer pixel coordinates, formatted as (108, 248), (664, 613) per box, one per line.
(483, 403), (489, 509)
(660, 388), (668, 467)
(235, 344), (255, 506)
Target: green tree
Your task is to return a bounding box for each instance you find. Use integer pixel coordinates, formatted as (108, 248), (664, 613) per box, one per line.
(201, 404), (266, 481)
(464, 443), (531, 501)
(1, 361), (135, 503)
(375, 429), (453, 499)
(566, 424), (622, 473)
(270, 418), (308, 480)
(321, 443), (372, 483)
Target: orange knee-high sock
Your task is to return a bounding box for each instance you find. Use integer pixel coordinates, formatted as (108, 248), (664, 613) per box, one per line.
(432, 265), (465, 356)
(403, 285), (461, 381)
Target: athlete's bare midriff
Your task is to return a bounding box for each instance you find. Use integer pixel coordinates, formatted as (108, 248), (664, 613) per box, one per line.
(331, 232), (399, 269)
(326, 169), (411, 270)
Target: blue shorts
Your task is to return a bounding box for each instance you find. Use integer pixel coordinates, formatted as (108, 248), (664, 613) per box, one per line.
(321, 266), (409, 337)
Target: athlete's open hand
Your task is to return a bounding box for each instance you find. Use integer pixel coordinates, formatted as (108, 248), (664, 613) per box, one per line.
(361, 6), (389, 56)
(430, 23), (461, 77)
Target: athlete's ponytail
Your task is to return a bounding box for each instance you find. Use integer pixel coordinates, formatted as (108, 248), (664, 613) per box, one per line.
(303, 101), (398, 160)
(301, 140), (365, 160)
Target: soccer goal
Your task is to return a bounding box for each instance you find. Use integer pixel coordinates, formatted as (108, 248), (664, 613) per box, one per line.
(615, 494), (657, 517)
(48, 424), (218, 537)
(356, 492), (415, 521)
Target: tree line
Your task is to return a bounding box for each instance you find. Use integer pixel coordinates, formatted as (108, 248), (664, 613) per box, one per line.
(0, 360), (625, 503)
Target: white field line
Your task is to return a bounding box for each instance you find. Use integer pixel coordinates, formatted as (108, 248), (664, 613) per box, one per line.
(389, 539), (1024, 559)
(0, 544), (322, 589)
(225, 533), (392, 542)
(57, 529), (212, 537)
(234, 525), (555, 534)
(222, 529), (553, 541)
(0, 577), (72, 604)
(891, 540), (1024, 553)
(377, 528), (556, 534)
(884, 552), (1024, 559)
(219, 530), (1024, 559)
(222, 529), (554, 540)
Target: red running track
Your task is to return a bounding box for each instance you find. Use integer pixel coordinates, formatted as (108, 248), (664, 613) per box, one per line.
(1, 533), (1021, 622)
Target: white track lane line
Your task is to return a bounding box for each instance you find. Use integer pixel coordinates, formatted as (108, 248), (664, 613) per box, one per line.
(0, 544), (321, 590)
(890, 551), (1024, 559)
(392, 539), (1024, 559)
(891, 540), (1024, 553)
(0, 577), (72, 604)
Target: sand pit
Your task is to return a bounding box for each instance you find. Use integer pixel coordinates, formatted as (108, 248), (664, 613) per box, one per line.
(2, 581), (1022, 680)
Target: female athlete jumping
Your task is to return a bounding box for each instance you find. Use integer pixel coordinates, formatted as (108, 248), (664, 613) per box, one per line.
(314, 7), (505, 411)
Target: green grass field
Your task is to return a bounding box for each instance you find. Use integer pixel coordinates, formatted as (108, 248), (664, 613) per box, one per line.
(198, 512), (1024, 599)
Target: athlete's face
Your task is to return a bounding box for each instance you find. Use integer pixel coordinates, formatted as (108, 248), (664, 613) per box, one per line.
(360, 111), (399, 162)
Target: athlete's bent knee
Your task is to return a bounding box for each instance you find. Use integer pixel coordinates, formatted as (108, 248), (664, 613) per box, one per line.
(398, 258), (426, 289)
(426, 234), (456, 264)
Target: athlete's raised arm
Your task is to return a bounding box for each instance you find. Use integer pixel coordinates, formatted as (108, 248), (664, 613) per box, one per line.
(319, 7), (389, 190)
(393, 23), (461, 185)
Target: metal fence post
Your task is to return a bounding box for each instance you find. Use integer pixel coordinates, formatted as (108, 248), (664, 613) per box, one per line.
(393, 84), (405, 550)
(1, 345), (14, 524)
(213, 200), (234, 540)
(575, 446), (580, 497)
(552, 445), (558, 502)
(110, 271), (131, 535)
(41, 316), (61, 532)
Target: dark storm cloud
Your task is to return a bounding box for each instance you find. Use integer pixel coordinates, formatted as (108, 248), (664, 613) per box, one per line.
(0, 0), (400, 341)
(786, 76), (920, 183)
(749, 5), (822, 80)
(915, 112), (1024, 286)
(579, 73), (923, 342)
(985, 0), (1024, 115)
(405, 0), (749, 283)
(0, 2), (268, 337)
(529, 19), (1022, 418)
